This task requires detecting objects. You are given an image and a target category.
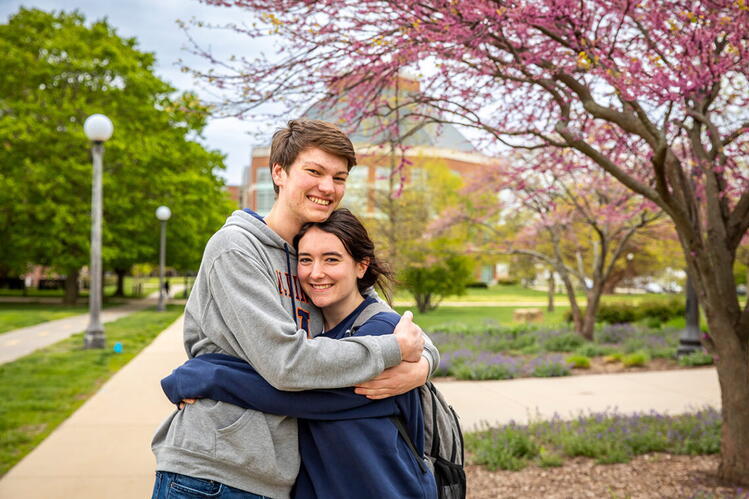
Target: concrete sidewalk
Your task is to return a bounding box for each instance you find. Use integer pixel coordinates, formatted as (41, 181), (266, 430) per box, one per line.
(0, 316), (721, 498)
(0, 285), (185, 365)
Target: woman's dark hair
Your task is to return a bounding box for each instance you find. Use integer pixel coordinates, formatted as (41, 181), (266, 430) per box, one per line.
(293, 208), (393, 302)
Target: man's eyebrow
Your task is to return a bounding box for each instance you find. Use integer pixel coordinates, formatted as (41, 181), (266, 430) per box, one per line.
(301, 161), (349, 176)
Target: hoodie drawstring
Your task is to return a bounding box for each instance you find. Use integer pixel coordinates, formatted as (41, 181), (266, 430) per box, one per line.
(284, 242), (298, 329)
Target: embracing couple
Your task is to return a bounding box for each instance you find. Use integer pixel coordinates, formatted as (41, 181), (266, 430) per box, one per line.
(151, 119), (442, 498)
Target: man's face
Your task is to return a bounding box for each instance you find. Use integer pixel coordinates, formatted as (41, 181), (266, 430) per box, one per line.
(273, 147), (349, 224)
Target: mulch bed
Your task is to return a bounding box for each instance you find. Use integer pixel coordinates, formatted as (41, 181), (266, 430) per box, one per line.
(466, 454), (748, 498)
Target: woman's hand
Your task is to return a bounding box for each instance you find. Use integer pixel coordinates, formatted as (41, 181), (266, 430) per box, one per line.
(354, 357), (429, 400)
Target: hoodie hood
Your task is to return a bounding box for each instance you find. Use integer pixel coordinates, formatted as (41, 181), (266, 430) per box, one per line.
(223, 209), (291, 253)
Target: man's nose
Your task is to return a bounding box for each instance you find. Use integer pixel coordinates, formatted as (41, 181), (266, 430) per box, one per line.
(318, 175), (334, 193)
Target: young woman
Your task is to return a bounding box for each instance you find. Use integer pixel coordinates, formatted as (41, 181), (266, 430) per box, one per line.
(161, 209), (437, 499)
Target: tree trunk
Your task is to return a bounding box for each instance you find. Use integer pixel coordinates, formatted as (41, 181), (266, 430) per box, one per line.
(684, 237), (749, 484)
(415, 293), (431, 314)
(63, 269), (79, 305)
(710, 315), (749, 485)
(580, 289), (602, 341)
(113, 268), (126, 297)
(547, 270), (555, 312)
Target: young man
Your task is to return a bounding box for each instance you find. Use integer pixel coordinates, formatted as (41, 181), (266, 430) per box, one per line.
(151, 119), (438, 498)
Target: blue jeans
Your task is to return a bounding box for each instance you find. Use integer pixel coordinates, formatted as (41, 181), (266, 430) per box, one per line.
(151, 471), (270, 499)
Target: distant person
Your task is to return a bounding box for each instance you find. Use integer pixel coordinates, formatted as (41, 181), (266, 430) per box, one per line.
(163, 279), (170, 298)
(150, 119), (438, 499)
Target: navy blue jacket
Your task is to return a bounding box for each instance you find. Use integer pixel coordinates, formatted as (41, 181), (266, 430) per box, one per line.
(161, 297), (437, 499)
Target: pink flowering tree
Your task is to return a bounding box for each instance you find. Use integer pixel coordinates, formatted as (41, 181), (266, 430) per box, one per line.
(194, 0), (749, 482)
(445, 150), (661, 339)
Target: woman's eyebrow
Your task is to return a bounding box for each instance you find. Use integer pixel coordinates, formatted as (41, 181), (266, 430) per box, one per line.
(297, 251), (344, 257)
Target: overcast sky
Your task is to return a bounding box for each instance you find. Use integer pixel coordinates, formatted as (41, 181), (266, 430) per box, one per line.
(1, 1), (275, 185)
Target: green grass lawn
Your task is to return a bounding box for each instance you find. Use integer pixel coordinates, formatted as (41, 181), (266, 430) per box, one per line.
(393, 284), (676, 305)
(0, 276), (195, 300)
(0, 303), (90, 335)
(394, 304), (571, 330)
(0, 302), (129, 335)
(0, 306), (183, 476)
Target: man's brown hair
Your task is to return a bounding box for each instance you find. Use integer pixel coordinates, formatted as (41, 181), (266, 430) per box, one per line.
(269, 119), (357, 193)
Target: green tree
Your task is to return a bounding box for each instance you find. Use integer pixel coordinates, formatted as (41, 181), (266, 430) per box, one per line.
(0, 8), (232, 303)
(400, 254), (475, 313)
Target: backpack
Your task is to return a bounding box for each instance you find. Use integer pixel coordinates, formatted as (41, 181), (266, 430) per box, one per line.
(352, 302), (467, 499)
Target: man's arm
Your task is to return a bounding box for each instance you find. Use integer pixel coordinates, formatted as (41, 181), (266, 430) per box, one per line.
(203, 244), (423, 391)
(162, 355), (398, 420)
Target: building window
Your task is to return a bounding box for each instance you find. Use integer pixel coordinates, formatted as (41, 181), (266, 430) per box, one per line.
(252, 166), (276, 215)
(341, 166), (369, 211)
(255, 187), (275, 215)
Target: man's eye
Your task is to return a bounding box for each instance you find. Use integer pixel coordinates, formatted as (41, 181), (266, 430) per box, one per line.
(335, 176), (347, 183)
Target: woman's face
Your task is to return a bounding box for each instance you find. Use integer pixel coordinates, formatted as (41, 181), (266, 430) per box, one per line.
(297, 227), (367, 310)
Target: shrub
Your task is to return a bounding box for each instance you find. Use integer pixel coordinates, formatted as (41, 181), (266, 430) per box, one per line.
(566, 354), (591, 369)
(452, 362), (516, 381)
(466, 281), (489, 289)
(622, 337), (648, 353)
(538, 447), (564, 468)
(596, 303), (638, 324)
(575, 343), (615, 357)
(468, 424), (539, 471)
(622, 351), (650, 367)
(530, 357), (571, 377)
(595, 323), (638, 344)
(541, 332), (585, 352)
(603, 353), (623, 363)
(678, 350), (714, 367)
(466, 408), (721, 470)
(585, 299), (686, 325)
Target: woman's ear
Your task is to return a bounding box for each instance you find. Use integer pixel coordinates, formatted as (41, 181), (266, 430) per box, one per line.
(357, 257), (370, 279)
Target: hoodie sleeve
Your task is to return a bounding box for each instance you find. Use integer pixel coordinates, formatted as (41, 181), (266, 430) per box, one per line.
(205, 248), (402, 391)
(162, 355), (398, 420)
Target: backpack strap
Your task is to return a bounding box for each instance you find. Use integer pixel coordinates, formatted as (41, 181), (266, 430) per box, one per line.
(350, 300), (394, 332)
(390, 416), (427, 473)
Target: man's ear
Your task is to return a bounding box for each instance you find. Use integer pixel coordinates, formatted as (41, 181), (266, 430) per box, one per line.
(357, 257), (370, 279)
(271, 163), (286, 189)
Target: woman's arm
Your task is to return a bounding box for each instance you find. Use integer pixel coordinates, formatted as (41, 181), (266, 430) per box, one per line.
(161, 354), (398, 420)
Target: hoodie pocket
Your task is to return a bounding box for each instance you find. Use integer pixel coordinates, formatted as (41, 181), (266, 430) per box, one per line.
(215, 407), (279, 478)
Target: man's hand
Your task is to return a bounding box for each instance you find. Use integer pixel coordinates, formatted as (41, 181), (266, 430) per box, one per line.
(178, 398), (197, 410)
(354, 357), (429, 399)
(394, 311), (424, 362)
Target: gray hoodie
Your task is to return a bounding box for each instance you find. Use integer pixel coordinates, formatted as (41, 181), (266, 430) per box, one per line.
(152, 210), (435, 498)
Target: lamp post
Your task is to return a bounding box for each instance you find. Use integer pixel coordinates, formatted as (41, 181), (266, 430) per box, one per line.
(678, 276), (701, 356)
(156, 205), (171, 311)
(83, 114), (113, 349)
